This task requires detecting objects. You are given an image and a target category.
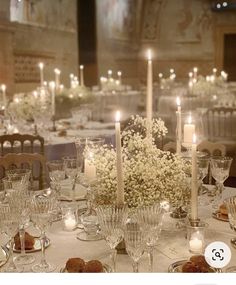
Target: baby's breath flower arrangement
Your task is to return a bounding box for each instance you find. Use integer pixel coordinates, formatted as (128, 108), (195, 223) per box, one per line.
(91, 116), (189, 209)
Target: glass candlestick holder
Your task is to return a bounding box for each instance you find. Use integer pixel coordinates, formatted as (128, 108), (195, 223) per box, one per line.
(187, 221), (207, 254)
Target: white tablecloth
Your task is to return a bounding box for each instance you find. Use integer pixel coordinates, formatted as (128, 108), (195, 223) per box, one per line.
(1, 186), (236, 273)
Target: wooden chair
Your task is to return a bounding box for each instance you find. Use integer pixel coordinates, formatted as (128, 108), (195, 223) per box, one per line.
(202, 107), (236, 141)
(0, 153), (47, 190)
(0, 134), (44, 156)
(197, 140), (226, 184)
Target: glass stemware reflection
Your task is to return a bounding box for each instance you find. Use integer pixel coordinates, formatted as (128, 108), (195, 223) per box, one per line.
(197, 157), (210, 206)
(210, 156), (233, 207)
(96, 204), (128, 272)
(47, 160), (65, 196)
(224, 196), (236, 272)
(136, 204), (164, 272)
(0, 205), (22, 272)
(30, 194), (56, 272)
(124, 222), (146, 273)
(7, 189), (35, 265)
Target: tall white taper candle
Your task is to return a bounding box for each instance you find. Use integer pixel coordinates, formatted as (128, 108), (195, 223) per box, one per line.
(176, 97), (182, 154)
(1, 84), (6, 108)
(49, 81), (56, 116)
(38, 62), (44, 87)
(54, 68), (61, 90)
(115, 111), (124, 205)
(80, 65), (84, 86)
(146, 49), (153, 135)
(191, 134), (198, 221)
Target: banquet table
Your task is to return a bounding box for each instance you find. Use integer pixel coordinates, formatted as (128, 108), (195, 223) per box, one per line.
(1, 186), (236, 273)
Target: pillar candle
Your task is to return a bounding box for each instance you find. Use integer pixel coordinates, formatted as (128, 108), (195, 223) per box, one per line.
(54, 68), (61, 90)
(176, 97), (182, 154)
(80, 65), (84, 86)
(183, 115), (195, 144)
(84, 152), (96, 181)
(191, 134), (198, 221)
(70, 73), (74, 89)
(49, 81), (56, 116)
(146, 49), (153, 134)
(1, 84), (6, 107)
(115, 111), (124, 205)
(38, 62), (44, 87)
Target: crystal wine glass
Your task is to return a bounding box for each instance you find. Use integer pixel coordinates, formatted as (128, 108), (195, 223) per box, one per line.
(211, 156), (233, 208)
(47, 160), (65, 196)
(0, 204), (22, 272)
(124, 222), (146, 273)
(30, 194), (56, 272)
(7, 189), (35, 265)
(136, 203), (164, 272)
(96, 204), (128, 272)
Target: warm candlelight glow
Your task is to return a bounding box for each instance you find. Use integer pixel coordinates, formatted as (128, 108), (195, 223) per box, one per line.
(193, 67), (198, 73)
(176, 97), (181, 107)
(170, 68), (174, 74)
(158, 73), (163, 78)
(80, 65), (84, 70)
(1, 84), (6, 92)
(38, 62), (44, 70)
(188, 115), (192, 124)
(54, 68), (61, 75)
(108, 70), (112, 76)
(189, 72), (193, 78)
(49, 81), (55, 89)
(117, 71), (122, 76)
(115, 111), (121, 122)
(193, 133), (196, 144)
(33, 91), (38, 98)
(70, 73), (74, 79)
(147, 49), (152, 61)
(213, 68), (217, 73)
(189, 81), (193, 88)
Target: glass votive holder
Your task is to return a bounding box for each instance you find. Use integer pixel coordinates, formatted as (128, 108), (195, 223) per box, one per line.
(61, 205), (78, 231)
(187, 221), (208, 254)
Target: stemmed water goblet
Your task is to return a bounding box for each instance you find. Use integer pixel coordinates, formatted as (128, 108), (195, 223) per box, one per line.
(124, 222), (146, 273)
(30, 194), (56, 272)
(96, 204), (128, 272)
(210, 156), (233, 208)
(47, 160), (65, 197)
(136, 203), (164, 272)
(0, 204), (21, 272)
(7, 188), (35, 265)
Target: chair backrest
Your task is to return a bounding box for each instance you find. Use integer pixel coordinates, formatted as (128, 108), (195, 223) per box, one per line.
(0, 153), (47, 190)
(0, 134), (44, 156)
(197, 140), (226, 184)
(202, 107), (236, 141)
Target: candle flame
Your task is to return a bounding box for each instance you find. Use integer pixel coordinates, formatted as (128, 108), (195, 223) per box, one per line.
(170, 68), (174, 74)
(117, 71), (122, 76)
(176, 97), (181, 106)
(193, 133), (197, 144)
(147, 49), (152, 61)
(188, 81), (193, 88)
(108, 70), (112, 75)
(70, 73), (74, 79)
(115, 111), (121, 122)
(80, 65), (84, 70)
(158, 73), (163, 78)
(188, 72), (193, 78)
(54, 68), (61, 75)
(49, 81), (56, 89)
(1, 84), (6, 92)
(33, 91), (38, 97)
(213, 68), (217, 73)
(193, 67), (198, 73)
(38, 62), (44, 69)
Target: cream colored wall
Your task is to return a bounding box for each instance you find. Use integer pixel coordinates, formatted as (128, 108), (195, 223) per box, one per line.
(0, 0), (78, 95)
(96, 0), (236, 86)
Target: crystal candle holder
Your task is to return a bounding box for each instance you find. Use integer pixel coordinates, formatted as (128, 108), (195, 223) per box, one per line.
(187, 221), (207, 254)
(62, 206), (78, 231)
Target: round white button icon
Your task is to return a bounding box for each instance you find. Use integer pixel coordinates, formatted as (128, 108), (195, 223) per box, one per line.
(204, 241), (231, 268)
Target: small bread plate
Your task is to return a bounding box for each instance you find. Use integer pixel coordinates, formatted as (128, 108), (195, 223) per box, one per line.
(168, 260), (220, 273)
(0, 246), (10, 268)
(12, 236), (50, 253)
(60, 263), (111, 273)
(212, 211), (229, 222)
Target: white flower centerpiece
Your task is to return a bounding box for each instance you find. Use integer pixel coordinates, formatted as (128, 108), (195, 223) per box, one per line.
(91, 115), (190, 209)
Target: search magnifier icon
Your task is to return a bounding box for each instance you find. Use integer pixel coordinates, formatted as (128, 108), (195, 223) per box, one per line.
(215, 252), (221, 259)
